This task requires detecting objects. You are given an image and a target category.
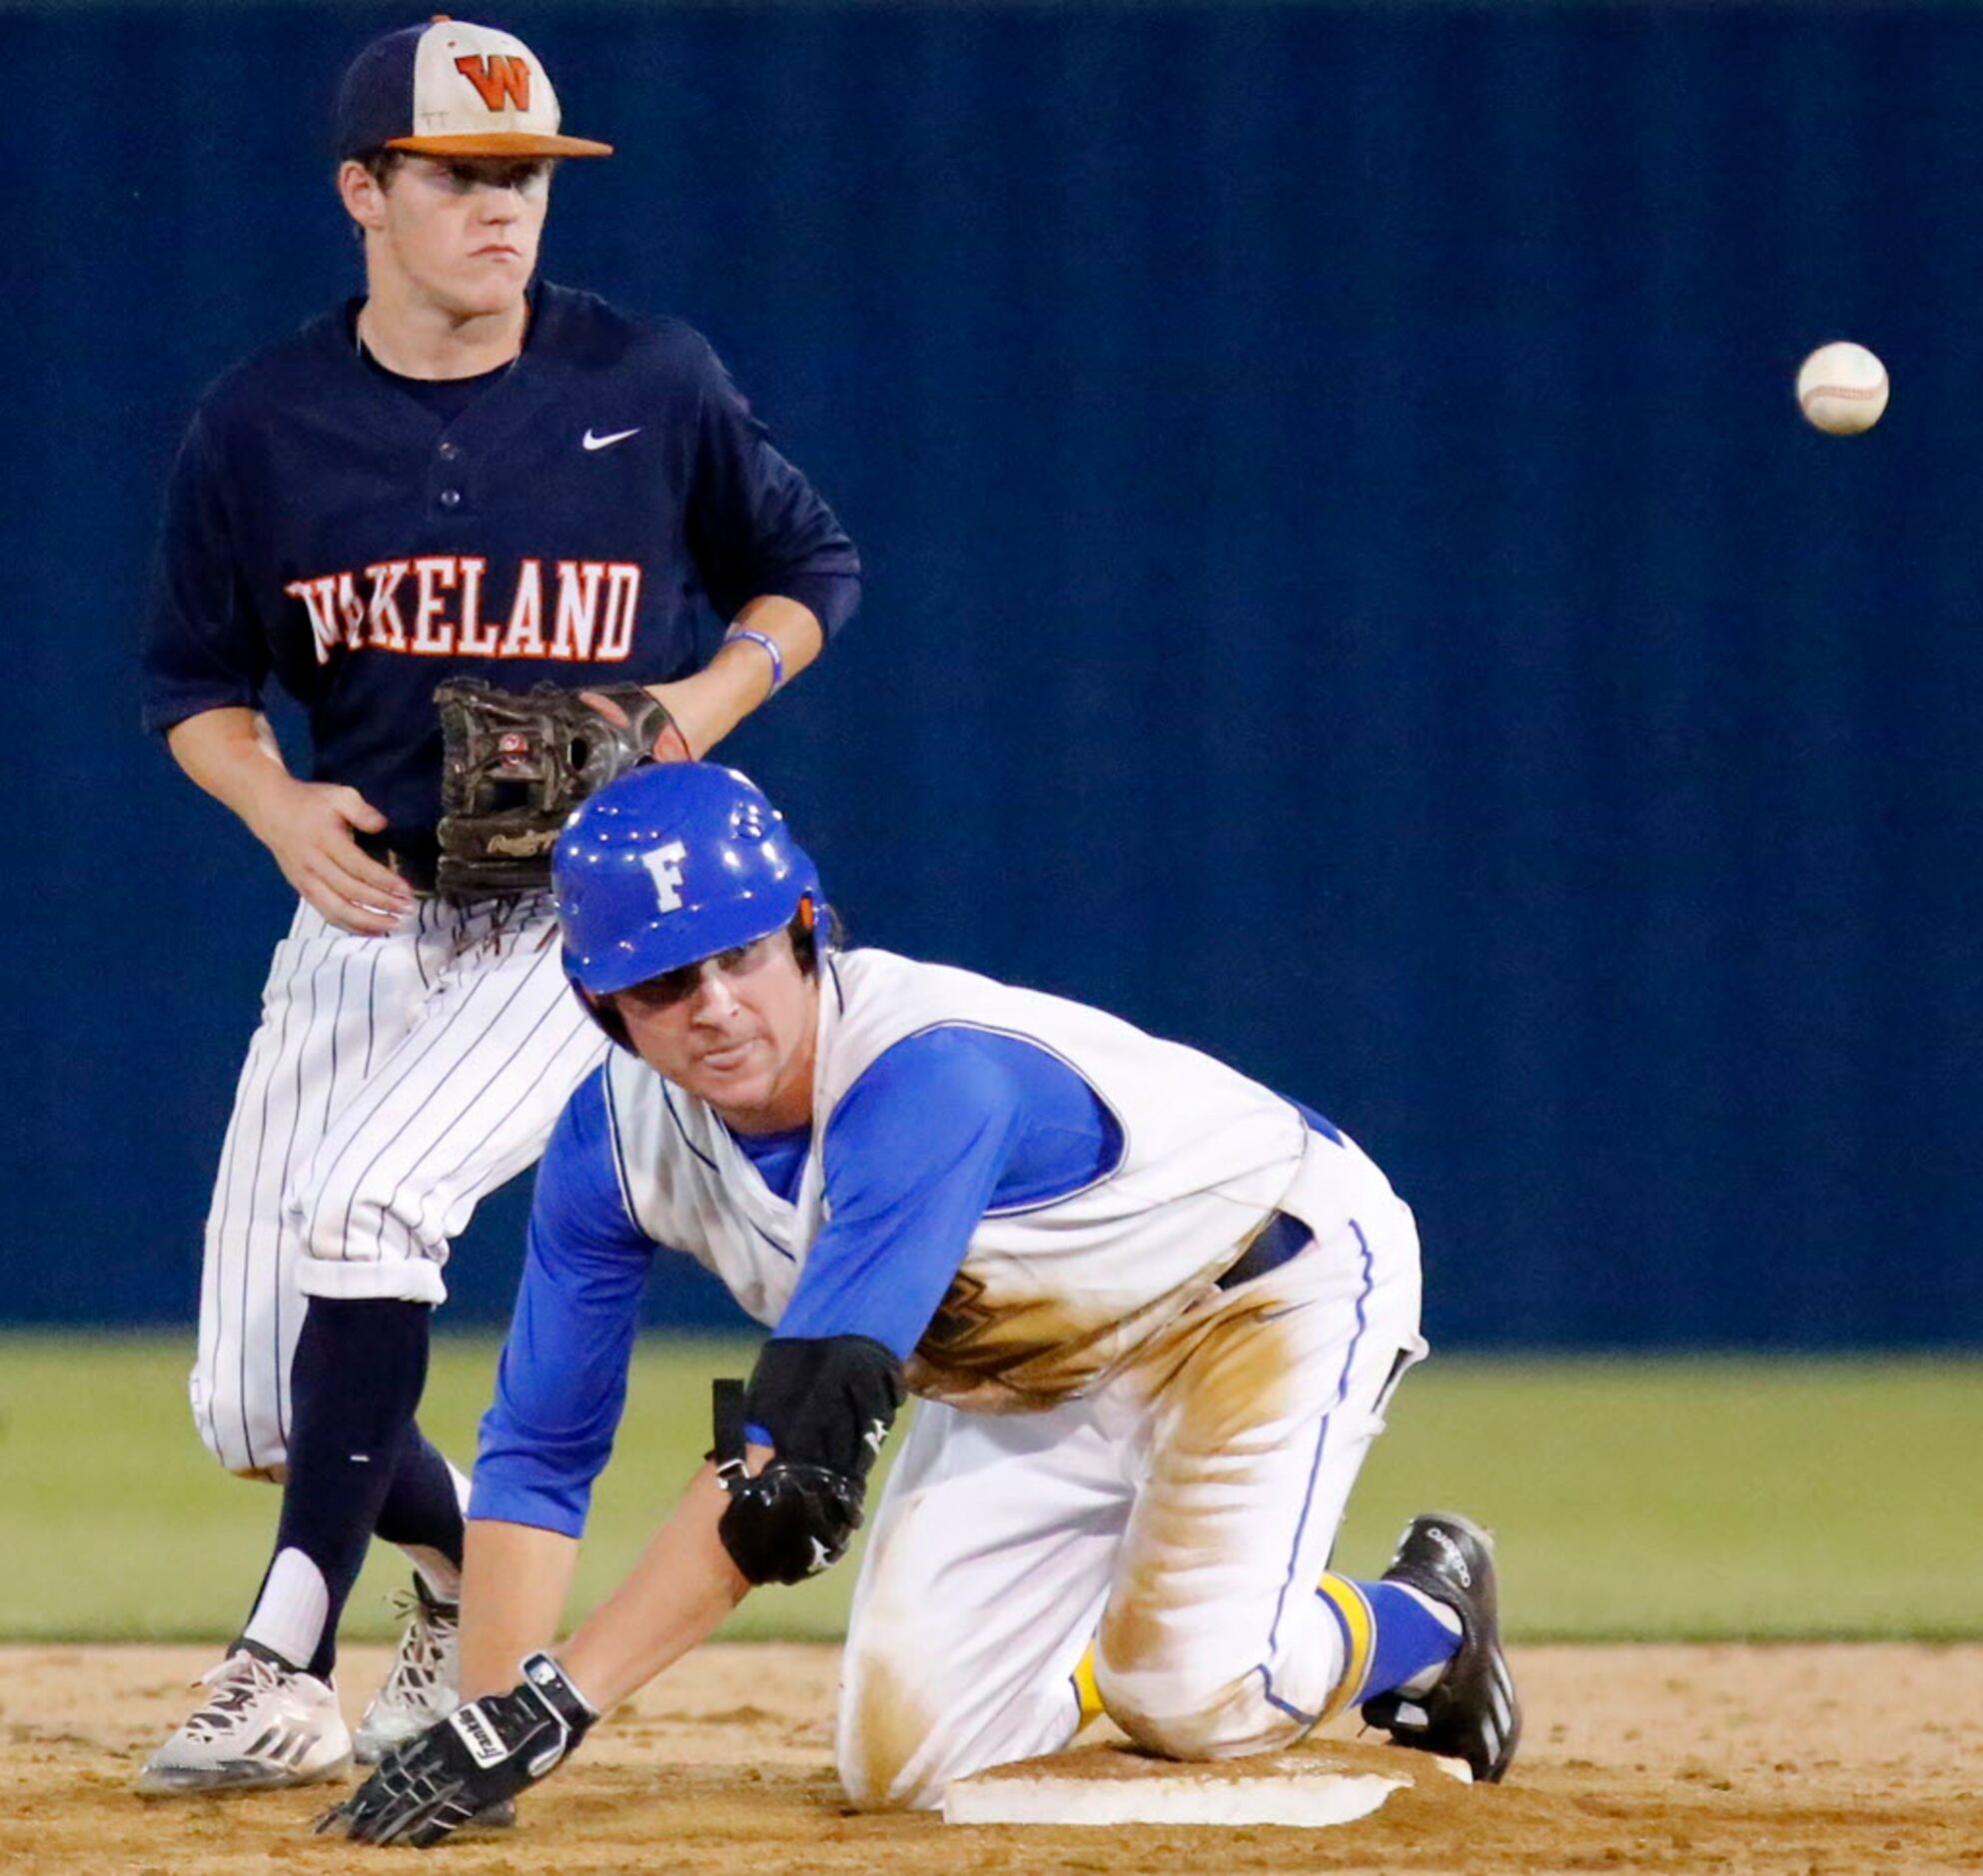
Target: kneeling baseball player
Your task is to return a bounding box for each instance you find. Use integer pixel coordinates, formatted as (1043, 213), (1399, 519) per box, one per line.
(320, 764), (1520, 1845)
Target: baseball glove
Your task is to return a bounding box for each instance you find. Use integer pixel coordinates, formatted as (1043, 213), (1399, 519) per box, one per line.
(435, 679), (689, 901)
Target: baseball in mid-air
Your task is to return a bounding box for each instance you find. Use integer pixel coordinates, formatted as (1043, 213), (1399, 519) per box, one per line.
(1795, 341), (1889, 436)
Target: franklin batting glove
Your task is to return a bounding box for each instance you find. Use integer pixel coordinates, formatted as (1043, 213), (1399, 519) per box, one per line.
(315, 1652), (594, 1848)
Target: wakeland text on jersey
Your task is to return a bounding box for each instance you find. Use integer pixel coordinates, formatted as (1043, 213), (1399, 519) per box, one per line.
(286, 557), (643, 663)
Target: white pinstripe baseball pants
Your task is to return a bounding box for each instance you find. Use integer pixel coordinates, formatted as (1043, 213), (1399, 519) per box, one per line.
(190, 894), (609, 1478)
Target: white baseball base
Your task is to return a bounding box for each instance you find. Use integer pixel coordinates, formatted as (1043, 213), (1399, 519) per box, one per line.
(941, 1743), (1471, 1828)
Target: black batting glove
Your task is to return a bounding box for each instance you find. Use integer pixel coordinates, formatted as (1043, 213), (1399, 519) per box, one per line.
(315, 1652), (594, 1848)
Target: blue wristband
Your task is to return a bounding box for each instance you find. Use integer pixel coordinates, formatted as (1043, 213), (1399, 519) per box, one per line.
(724, 627), (785, 693)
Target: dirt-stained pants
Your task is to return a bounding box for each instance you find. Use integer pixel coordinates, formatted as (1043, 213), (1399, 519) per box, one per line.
(837, 1132), (1425, 1810)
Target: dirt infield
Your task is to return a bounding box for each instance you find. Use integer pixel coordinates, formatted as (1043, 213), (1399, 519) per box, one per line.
(2, 1642), (1978, 1875)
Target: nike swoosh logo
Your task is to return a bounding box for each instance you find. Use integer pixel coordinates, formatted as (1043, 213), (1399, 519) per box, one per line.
(582, 427), (641, 452)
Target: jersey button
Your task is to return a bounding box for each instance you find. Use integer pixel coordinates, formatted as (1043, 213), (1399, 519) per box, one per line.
(437, 441), (461, 462)
(438, 487), (463, 508)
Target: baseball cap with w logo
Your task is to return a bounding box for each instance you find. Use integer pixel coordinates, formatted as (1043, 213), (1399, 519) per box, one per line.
(334, 16), (612, 161)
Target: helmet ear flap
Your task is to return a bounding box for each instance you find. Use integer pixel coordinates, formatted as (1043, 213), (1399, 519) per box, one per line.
(575, 981), (633, 1050)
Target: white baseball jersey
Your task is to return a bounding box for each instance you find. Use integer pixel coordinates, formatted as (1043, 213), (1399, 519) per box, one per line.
(603, 946), (1331, 1410)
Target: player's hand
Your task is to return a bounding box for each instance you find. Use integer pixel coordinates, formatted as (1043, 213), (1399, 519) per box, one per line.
(315, 1653), (594, 1848)
(248, 777), (413, 936)
(576, 684), (695, 763)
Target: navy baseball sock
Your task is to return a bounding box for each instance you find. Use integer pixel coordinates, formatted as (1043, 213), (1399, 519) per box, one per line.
(239, 1298), (432, 1682)
(373, 1427), (470, 1603)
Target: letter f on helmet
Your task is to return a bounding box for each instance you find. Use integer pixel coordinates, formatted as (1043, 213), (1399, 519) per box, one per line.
(639, 839), (689, 913)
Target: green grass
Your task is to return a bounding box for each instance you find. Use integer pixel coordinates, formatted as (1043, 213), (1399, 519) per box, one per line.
(0, 1336), (1976, 1643)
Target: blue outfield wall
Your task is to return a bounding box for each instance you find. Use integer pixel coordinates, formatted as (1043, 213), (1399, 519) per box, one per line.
(2, 3), (1978, 1347)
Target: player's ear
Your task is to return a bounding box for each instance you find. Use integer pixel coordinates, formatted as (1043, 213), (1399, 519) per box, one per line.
(786, 897), (842, 977)
(337, 158), (390, 235)
(789, 896), (819, 974)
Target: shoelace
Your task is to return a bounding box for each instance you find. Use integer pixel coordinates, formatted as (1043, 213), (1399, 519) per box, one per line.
(183, 1652), (290, 1739)
(380, 1589), (459, 1697)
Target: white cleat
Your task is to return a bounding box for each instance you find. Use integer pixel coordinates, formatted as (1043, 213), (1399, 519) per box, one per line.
(353, 1580), (461, 1764)
(136, 1647), (353, 1794)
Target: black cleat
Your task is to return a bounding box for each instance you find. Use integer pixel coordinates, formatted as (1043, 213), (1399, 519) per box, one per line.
(1359, 1510), (1520, 1783)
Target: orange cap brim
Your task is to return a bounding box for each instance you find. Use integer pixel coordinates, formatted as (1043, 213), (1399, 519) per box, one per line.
(386, 131), (613, 158)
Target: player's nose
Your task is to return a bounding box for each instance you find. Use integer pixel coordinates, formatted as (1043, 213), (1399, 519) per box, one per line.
(688, 969), (740, 1022)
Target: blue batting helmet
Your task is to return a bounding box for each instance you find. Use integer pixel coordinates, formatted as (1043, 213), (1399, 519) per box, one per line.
(553, 763), (821, 997)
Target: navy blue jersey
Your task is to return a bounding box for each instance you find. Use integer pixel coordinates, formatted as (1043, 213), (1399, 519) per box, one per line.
(142, 283), (860, 833)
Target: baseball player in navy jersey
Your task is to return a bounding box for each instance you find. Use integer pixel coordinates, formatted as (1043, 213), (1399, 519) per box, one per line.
(136, 19), (858, 1795)
(319, 763), (1520, 1846)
